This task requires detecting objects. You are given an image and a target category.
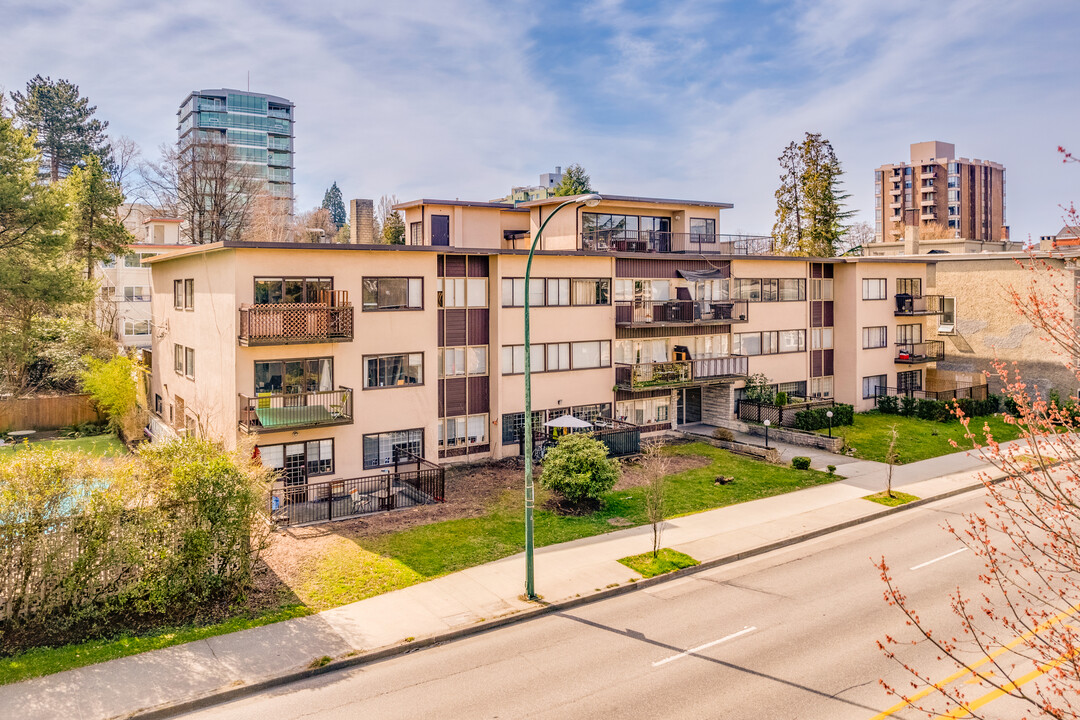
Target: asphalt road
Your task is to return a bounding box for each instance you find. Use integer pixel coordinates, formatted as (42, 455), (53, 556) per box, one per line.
(179, 491), (1014, 720)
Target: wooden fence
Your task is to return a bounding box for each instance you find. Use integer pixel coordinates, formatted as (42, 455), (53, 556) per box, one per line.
(0, 394), (103, 432)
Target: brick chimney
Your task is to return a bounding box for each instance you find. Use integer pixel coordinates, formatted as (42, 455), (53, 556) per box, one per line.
(903, 225), (920, 255)
(349, 199), (376, 244)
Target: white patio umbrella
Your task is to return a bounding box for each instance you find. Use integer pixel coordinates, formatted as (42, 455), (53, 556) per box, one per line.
(543, 415), (593, 429)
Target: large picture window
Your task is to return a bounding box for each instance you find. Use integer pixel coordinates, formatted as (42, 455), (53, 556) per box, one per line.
(362, 277), (422, 311)
(258, 439), (335, 478)
(439, 346), (488, 377)
(439, 414), (488, 449)
(254, 277), (332, 304)
(363, 429), (424, 469)
(255, 358), (332, 394)
(437, 277), (487, 308)
(863, 374), (887, 399)
(862, 278), (886, 300)
(364, 353), (423, 388)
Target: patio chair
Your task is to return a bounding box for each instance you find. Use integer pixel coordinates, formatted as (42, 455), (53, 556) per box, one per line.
(350, 488), (378, 514)
(329, 389), (351, 419)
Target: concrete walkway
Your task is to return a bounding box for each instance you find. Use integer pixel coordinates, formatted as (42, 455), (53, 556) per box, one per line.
(2, 443), (1023, 720)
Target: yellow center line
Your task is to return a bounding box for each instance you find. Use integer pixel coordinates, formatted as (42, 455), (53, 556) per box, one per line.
(868, 603), (1080, 719)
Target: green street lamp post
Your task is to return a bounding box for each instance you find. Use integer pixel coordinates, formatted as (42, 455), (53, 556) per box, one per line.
(523, 193), (602, 600)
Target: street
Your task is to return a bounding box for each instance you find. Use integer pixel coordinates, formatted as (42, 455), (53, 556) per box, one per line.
(179, 491), (1020, 719)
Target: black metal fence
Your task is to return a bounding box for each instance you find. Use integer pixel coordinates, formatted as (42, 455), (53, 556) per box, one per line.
(873, 384), (989, 404)
(895, 340), (946, 363)
(238, 387), (353, 433)
(614, 300), (749, 325)
(268, 450), (444, 527)
(580, 231), (775, 255)
(529, 418), (642, 459)
(736, 398), (836, 428)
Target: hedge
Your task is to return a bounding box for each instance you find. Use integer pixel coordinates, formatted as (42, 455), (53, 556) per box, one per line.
(876, 394), (1002, 421)
(793, 403), (854, 431)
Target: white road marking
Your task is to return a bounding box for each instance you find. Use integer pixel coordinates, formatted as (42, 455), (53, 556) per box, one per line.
(910, 547), (969, 571)
(652, 626), (758, 667)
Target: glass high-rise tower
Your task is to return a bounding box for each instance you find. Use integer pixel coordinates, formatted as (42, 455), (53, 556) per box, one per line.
(177, 89), (295, 214)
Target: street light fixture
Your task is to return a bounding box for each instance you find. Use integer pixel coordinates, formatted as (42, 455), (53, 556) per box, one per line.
(523, 193), (602, 601)
(826, 410), (834, 438)
(763, 419), (771, 449)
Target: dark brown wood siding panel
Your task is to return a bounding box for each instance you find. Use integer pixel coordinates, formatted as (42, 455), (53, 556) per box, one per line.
(443, 255), (467, 277)
(811, 301), (823, 328)
(468, 376), (489, 413)
(616, 388), (672, 401)
(467, 255), (489, 277)
(440, 377), (467, 417)
(443, 309), (467, 346)
(823, 349), (834, 376)
(823, 264), (834, 278)
(615, 258), (729, 279)
(811, 350), (822, 377)
(823, 301), (834, 327)
(467, 309), (489, 345)
(811, 264), (823, 279)
(616, 324), (731, 340)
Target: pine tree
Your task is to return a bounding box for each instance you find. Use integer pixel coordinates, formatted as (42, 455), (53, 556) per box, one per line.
(772, 133), (853, 257)
(552, 163), (594, 196)
(10, 76), (111, 183)
(321, 181), (347, 228)
(64, 154), (131, 280)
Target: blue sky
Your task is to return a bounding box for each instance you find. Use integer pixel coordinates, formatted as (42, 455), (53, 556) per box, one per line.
(3, 0), (1079, 239)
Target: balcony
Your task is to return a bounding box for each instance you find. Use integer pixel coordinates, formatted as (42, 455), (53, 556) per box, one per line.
(615, 355), (748, 390)
(238, 303), (354, 346)
(920, 196), (936, 205)
(239, 387), (353, 433)
(920, 171), (936, 180)
(920, 210), (937, 220)
(615, 300), (749, 327)
(895, 341), (945, 364)
(580, 231), (774, 255)
(894, 294), (944, 315)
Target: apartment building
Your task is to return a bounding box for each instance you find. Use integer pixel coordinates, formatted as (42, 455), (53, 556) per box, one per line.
(492, 166), (565, 204)
(871, 141), (1009, 252)
(146, 193), (960, 494)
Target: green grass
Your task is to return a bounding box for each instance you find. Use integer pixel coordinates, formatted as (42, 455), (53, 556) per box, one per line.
(618, 548), (700, 578)
(0, 434), (127, 459)
(863, 491), (920, 507)
(0, 603), (310, 686)
(823, 413), (1023, 464)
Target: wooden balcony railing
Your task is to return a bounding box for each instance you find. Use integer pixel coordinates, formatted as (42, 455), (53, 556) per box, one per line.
(614, 300), (749, 326)
(238, 303), (354, 346)
(895, 341), (945, 364)
(238, 387), (353, 433)
(894, 294), (945, 315)
(615, 355), (748, 390)
(581, 230), (775, 255)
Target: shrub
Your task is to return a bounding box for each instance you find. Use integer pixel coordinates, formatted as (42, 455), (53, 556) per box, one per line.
(899, 395), (918, 417)
(792, 403), (854, 431)
(827, 464), (836, 475)
(876, 395), (899, 414)
(712, 427), (734, 442)
(743, 373), (775, 404)
(1003, 395), (1019, 417)
(915, 398), (949, 422)
(774, 391), (788, 407)
(792, 456), (811, 470)
(81, 355), (138, 438)
(539, 433), (620, 506)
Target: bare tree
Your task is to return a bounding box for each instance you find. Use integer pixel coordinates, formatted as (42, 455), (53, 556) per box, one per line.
(884, 423), (898, 498)
(247, 192), (293, 244)
(641, 441), (670, 558)
(838, 220), (874, 255)
(141, 139), (261, 244)
(295, 206), (337, 243)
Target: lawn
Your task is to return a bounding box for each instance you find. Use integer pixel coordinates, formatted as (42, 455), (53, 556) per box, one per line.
(823, 412), (1023, 464)
(0, 434), (127, 459)
(618, 549), (700, 578)
(301, 442), (836, 609)
(0, 603), (310, 686)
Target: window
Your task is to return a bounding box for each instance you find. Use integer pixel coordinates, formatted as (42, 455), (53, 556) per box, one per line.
(174, 343), (183, 373)
(439, 414), (488, 449)
(863, 374), (887, 399)
(101, 254), (116, 269)
(501, 278), (545, 307)
(123, 319), (150, 336)
(254, 277), (333, 305)
(547, 278), (570, 306)
(732, 332), (761, 356)
(174, 344), (194, 377)
(862, 326), (887, 349)
(761, 279), (778, 302)
(501, 410), (547, 443)
(571, 340), (611, 369)
(546, 342), (570, 371)
(501, 345), (544, 374)
(363, 429), (423, 469)
(255, 358), (332, 394)
(571, 403), (612, 424)
(811, 278), (834, 301)
(862, 278), (886, 300)
(732, 278), (761, 301)
(185, 347), (194, 378)
(571, 279), (610, 306)
(939, 297), (956, 333)
(689, 217), (716, 241)
(184, 279), (194, 309)
(897, 278), (922, 296)
(173, 280), (183, 309)
(810, 376), (834, 398)
(439, 347), (487, 377)
(733, 331), (802, 355)
(123, 286), (147, 302)
(410, 222), (422, 245)
(437, 277), (487, 308)
(811, 327), (833, 350)
(154, 394), (163, 414)
(124, 253), (142, 268)
(616, 397), (671, 425)
(258, 439), (335, 477)
(897, 369), (922, 393)
(362, 277), (422, 310)
(778, 278), (806, 301)
(364, 353), (423, 388)
(897, 323), (922, 345)
(778, 330), (806, 353)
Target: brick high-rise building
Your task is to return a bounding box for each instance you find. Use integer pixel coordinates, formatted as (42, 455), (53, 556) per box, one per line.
(873, 141), (1005, 247)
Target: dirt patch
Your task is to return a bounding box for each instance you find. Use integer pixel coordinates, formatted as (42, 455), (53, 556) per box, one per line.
(614, 454), (712, 490)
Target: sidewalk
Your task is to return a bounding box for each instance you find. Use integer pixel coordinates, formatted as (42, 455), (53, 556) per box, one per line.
(2, 446), (1013, 720)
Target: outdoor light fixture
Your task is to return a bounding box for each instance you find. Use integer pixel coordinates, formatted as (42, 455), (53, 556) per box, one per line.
(763, 419), (771, 449)
(522, 193), (602, 601)
(826, 410), (834, 438)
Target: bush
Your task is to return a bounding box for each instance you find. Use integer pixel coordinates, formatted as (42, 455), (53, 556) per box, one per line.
(1003, 395), (1019, 417)
(899, 395), (918, 417)
(774, 391), (788, 407)
(915, 398), (949, 422)
(827, 464), (836, 475)
(876, 395), (899, 414)
(539, 433), (620, 506)
(81, 355), (138, 438)
(791, 456), (811, 470)
(712, 427), (734, 442)
(792, 403), (854, 431)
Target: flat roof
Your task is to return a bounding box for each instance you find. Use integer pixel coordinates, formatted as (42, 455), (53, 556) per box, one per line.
(392, 199), (527, 212)
(142, 217), (182, 224)
(518, 193), (734, 210)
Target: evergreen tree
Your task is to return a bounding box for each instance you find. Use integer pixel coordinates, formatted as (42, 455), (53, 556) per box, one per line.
(321, 181), (347, 228)
(382, 211), (405, 244)
(552, 163), (594, 196)
(772, 133), (854, 256)
(10, 76), (111, 183)
(64, 154), (131, 280)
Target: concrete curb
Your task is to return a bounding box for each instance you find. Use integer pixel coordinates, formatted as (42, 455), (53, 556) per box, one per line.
(130, 474), (1005, 719)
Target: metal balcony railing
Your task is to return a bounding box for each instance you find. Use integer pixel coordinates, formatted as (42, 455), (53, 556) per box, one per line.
(614, 300), (749, 326)
(895, 341), (945, 364)
(615, 356), (748, 390)
(238, 303), (354, 346)
(238, 387), (353, 433)
(580, 230), (775, 255)
(894, 294), (945, 315)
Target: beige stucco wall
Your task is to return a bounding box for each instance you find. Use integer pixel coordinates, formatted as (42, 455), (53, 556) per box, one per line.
(928, 256), (1079, 393)
(399, 204), (528, 249)
(529, 199), (725, 251)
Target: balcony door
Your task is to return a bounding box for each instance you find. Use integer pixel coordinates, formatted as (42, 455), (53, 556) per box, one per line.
(256, 358), (333, 404)
(431, 215), (450, 246)
(283, 443), (307, 486)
